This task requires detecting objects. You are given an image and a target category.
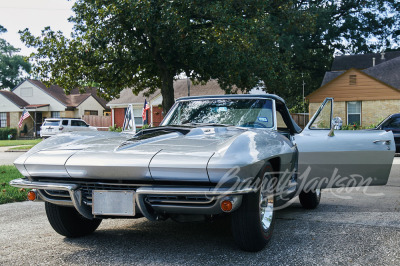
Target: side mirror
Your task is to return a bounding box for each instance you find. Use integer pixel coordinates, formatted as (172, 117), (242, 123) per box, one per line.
(332, 117), (343, 130)
(328, 117), (343, 137)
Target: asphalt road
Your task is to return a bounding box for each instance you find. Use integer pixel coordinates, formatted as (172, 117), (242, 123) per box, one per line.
(1, 158), (400, 265)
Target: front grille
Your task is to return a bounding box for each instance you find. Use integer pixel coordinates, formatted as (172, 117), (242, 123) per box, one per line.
(146, 195), (215, 205)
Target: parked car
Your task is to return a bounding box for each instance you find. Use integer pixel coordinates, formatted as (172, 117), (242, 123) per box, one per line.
(40, 118), (97, 138)
(11, 95), (394, 251)
(376, 113), (400, 153)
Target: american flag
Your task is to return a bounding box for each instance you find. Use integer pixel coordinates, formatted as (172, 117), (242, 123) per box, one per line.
(142, 99), (150, 122)
(18, 108), (31, 128)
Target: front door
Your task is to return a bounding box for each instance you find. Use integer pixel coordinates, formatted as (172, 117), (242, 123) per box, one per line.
(295, 98), (394, 189)
(35, 112), (43, 137)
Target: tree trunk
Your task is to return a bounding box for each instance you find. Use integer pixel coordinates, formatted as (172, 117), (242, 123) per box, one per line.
(160, 71), (175, 115)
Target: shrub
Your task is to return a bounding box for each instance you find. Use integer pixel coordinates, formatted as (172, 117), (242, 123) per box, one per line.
(0, 128), (17, 140)
(109, 124), (122, 132)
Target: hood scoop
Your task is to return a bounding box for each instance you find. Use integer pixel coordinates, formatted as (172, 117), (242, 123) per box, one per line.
(117, 128), (189, 150)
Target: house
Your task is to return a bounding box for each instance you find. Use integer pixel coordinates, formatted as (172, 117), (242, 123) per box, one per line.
(0, 79), (110, 136)
(107, 79), (232, 128)
(307, 51), (400, 126)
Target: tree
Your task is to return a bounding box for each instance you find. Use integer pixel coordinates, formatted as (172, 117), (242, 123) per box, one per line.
(20, 1), (400, 112)
(20, 0), (297, 112)
(269, 0), (400, 105)
(0, 25), (31, 90)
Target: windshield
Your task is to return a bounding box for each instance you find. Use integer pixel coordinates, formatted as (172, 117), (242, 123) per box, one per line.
(43, 120), (60, 126)
(163, 98), (274, 128)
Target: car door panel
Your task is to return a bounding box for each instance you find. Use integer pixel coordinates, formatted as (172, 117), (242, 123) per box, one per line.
(295, 98), (395, 189)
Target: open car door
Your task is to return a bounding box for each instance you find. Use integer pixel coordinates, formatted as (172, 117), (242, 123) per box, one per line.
(295, 98), (395, 189)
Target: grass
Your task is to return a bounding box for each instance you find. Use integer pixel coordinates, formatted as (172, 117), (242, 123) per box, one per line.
(8, 145), (36, 151)
(0, 139), (42, 147)
(0, 165), (27, 204)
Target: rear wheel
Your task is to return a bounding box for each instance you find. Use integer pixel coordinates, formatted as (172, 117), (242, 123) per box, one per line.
(231, 163), (276, 252)
(45, 202), (102, 237)
(299, 189), (321, 209)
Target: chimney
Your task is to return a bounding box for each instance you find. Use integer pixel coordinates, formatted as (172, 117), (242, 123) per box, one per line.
(381, 52), (385, 60)
(372, 57), (376, 67)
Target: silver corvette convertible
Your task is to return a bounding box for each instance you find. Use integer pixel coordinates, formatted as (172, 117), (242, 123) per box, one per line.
(11, 94), (394, 251)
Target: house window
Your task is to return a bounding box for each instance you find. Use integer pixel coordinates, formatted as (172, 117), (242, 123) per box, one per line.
(135, 117), (143, 126)
(347, 101), (361, 125)
(0, 112), (7, 128)
(349, 75), (357, 85)
(51, 111), (60, 118)
(84, 110), (98, 115)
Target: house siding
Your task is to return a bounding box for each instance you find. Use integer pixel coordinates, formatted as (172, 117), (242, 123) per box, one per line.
(0, 94), (22, 112)
(76, 96), (105, 117)
(308, 69), (400, 103)
(309, 101), (346, 125)
(362, 99), (400, 125)
(13, 81), (66, 111)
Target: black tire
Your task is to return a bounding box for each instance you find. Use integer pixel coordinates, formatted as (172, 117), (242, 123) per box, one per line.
(231, 163), (276, 252)
(45, 202), (102, 237)
(299, 189), (321, 209)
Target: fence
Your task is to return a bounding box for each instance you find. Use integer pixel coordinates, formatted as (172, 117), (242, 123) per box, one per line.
(82, 115), (112, 131)
(291, 113), (309, 129)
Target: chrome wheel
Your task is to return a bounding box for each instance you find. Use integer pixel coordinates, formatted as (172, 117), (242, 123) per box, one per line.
(260, 189), (274, 231)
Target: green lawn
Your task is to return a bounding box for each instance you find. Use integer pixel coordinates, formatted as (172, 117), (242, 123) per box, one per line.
(8, 145), (36, 151)
(0, 139), (42, 147)
(0, 165), (27, 204)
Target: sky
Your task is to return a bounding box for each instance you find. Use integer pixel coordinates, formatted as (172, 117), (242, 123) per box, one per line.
(0, 0), (75, 56)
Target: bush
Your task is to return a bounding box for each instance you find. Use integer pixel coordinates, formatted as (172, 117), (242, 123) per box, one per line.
(340, 123), (377, 130)
(0, 128), (17, 140)
(109, 124), (122, 132)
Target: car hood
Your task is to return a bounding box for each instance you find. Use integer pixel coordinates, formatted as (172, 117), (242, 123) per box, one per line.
(15, 126), (286, 183)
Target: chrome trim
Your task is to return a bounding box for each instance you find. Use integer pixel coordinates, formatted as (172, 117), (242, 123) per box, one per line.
(10, 178), (92, 219)
(135, 187), (256, 196)
(37, 190), (74, 206)
(373, 140), (391, 145)
(10, 178), (254, 219)
(305, 97), (334, 130)
(10, 178), (78, 191)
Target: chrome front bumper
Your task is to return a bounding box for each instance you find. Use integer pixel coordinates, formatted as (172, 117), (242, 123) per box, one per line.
(10, 178), (255, 220)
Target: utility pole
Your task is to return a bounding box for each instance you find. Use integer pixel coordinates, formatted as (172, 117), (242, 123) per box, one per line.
(301, 72), (306, 127)
(187, 77), (190, 96)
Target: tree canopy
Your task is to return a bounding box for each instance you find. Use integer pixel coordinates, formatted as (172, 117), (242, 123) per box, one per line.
(20, 0), (400, 112)
(0, 25), (31, 90)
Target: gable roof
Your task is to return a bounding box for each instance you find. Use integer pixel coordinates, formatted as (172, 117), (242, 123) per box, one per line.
(321, 55), (400, 90)
(108, 79), (232, 105)
(307, 68), (400, 102)
(14, 79), (109, 110)
(363, 56), (400, 89)
(320, 71), (345, 87)
(331, 51), (400, 71)
(70, 87), (109, 109)
(0, 90), (29, 108)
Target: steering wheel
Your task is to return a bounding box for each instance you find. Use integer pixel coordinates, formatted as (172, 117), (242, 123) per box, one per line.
(240, 122), (268, 128)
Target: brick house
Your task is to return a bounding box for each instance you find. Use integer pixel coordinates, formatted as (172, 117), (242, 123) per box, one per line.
(0, 79), (110, 136)
(107, 79), (230, 128)
(307, 51), (400, 126)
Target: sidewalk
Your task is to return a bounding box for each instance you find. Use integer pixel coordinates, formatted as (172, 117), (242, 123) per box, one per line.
(0, 146), (25, 165)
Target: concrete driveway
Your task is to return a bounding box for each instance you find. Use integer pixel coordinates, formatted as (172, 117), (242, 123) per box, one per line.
(1, 159), (400, 265)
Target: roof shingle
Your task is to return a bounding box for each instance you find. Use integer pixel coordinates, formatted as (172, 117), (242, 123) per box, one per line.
(0, 90), (29, 108)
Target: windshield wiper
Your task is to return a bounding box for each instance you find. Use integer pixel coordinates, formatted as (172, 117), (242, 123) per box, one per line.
(182, 122), (233, 127)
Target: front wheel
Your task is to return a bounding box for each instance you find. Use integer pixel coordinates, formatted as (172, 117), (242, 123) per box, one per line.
(299, 189), (321, 209)
(231, 164), (276, 252)
(45, 202), (102, 237)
